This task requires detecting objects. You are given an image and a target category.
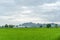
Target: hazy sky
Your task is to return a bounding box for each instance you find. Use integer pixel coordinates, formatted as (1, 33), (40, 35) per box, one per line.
(0, 0), (60, 25)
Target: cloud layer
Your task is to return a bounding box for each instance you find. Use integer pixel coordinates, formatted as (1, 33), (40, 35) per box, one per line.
(0, 0), (60, 25)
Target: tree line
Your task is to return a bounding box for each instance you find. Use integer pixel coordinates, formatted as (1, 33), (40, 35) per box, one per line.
(1, 24), (15, 28)
(40, 24), (58, 28)
(0, 24), (59, 28)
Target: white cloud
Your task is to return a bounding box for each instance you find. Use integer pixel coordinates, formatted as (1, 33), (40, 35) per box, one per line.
(0, 0), (60, 25)
(38, 1), (60, 12)
(21, 10), (32, 13)
(21, 6), (28, 9)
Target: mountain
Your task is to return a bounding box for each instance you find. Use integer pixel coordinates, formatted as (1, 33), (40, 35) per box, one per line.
(19, 22), (42, 27)
(18, 22), (60, 28)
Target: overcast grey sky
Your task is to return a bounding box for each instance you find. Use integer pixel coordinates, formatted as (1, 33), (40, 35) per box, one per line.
(0, 0), (60, 25)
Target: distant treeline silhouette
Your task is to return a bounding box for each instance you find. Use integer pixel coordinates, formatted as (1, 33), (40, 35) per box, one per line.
(0, 23), (59, 28)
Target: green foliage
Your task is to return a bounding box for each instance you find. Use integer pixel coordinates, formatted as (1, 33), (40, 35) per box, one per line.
(47, 24), (51, 28)
(40, 25), (42, 28)
(55, 24), (58, 28)
(9, 25), (14, 28)
(5, 24), (8, 28)
(3, 24), (14, 28)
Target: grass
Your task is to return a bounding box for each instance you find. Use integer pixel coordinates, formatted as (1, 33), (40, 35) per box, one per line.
(0, 28), (60, 40)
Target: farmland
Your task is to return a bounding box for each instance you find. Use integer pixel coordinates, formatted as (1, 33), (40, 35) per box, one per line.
(0, 28), (60, 40)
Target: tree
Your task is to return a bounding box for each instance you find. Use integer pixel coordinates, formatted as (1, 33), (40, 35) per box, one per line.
(5, 24), (8, 28)
(16, 25), (18, 28)
(9, 25), (14, 28)
(46, 24), (51, 28)
(40, 25), (42, 28)
(55, 24), (58, 28)
(25, 26), (27, 28)
(1, 26), (4, 28)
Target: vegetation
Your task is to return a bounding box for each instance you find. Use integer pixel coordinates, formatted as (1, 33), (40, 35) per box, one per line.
(1, 24), (14, 28)
(0, 28), (59, 40)
(5, 24), (8, 28)
(8, 25), (15, 28)
(0, 23), (59, 28)
(40, 25), (42, 28)
(55, 24), (58, 28)
(46, 24), (51, 28)
(0, 23), (59, 40)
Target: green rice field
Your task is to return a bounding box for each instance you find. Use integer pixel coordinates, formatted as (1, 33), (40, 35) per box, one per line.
(0, 28), (60, 40)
